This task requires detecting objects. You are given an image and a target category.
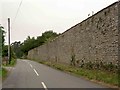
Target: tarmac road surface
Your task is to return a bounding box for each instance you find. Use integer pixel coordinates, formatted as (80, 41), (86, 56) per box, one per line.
(2, 59), (115, 89)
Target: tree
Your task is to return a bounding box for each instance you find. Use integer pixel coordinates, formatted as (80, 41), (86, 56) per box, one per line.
(20, 30), (59, 56)
(35, 30), (58, 47)
(21, 36), (36, 55)
(2, 45), (16, 58)
(42, 30), (58, 42)
(0, 25), (5, 47)
(0, 25), (15, 58)
(2, 45), (8, 57)
(11, 41), (23, 58)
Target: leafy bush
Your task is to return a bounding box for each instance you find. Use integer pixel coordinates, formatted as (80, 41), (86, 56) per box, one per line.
(70, 54), (76, 66)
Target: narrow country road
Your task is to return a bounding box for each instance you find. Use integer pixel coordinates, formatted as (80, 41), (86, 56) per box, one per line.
(2, 59), (113, 89)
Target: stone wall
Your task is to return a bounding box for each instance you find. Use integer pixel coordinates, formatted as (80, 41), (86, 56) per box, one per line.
(28, 2), (119, 66)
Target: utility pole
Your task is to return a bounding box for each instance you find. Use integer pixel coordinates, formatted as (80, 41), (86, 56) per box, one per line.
(8, 18), (11, 64)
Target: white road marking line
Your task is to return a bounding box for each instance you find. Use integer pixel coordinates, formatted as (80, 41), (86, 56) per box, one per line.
(41, 82), (48, 90)
(33, 69), (39, 76)
(30, 64), (33, 68)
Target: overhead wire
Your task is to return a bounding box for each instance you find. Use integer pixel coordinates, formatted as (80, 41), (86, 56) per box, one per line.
(11, 0), (23, 28)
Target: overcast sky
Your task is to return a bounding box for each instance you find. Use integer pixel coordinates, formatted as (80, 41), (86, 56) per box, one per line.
(0, 0), (117, 44)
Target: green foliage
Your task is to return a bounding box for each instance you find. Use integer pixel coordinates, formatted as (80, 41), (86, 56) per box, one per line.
(1, 68), (8, 80)
(0, 68), (2, 76)
(3, 58), (16, 67)
(42, 30), (58, 42)
(2, 45), (8, 57)
(21, 36), (37, 55)
(21, 30), (59, 55)
(85, 61), (94, 69)
(0, 25), (5, 47)
(35, 30), (58, 47)
(2, 45), (16, 59)
(78, 60), (118, 74)
(0, 25), (5, 58)
(0, 25), (16, 58)
(11, 41), (23, 58)
(70, 54), (76, 66)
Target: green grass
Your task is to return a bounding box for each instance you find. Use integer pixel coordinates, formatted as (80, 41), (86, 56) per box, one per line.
(3, 58), (17, 67)
(0, 68), (2, 77)
(0, 68), (8, 80)
(39, 61), (118, 87)
(2, 58), (16, 81)
(1, 58), (16, 82)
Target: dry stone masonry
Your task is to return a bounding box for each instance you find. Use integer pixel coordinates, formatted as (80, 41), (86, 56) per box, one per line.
(28, 2), (119, 69)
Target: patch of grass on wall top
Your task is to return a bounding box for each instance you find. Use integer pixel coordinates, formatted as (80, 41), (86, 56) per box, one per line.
(39, 61), (118, 87)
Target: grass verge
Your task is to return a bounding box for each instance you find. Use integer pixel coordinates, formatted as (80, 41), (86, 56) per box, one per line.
(39, 61), (118, 87)
(0, 68), (2, 77)
(1, 68), (8, 80)
(2, 58), (16, 81)
(3, 58), (17, 67)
